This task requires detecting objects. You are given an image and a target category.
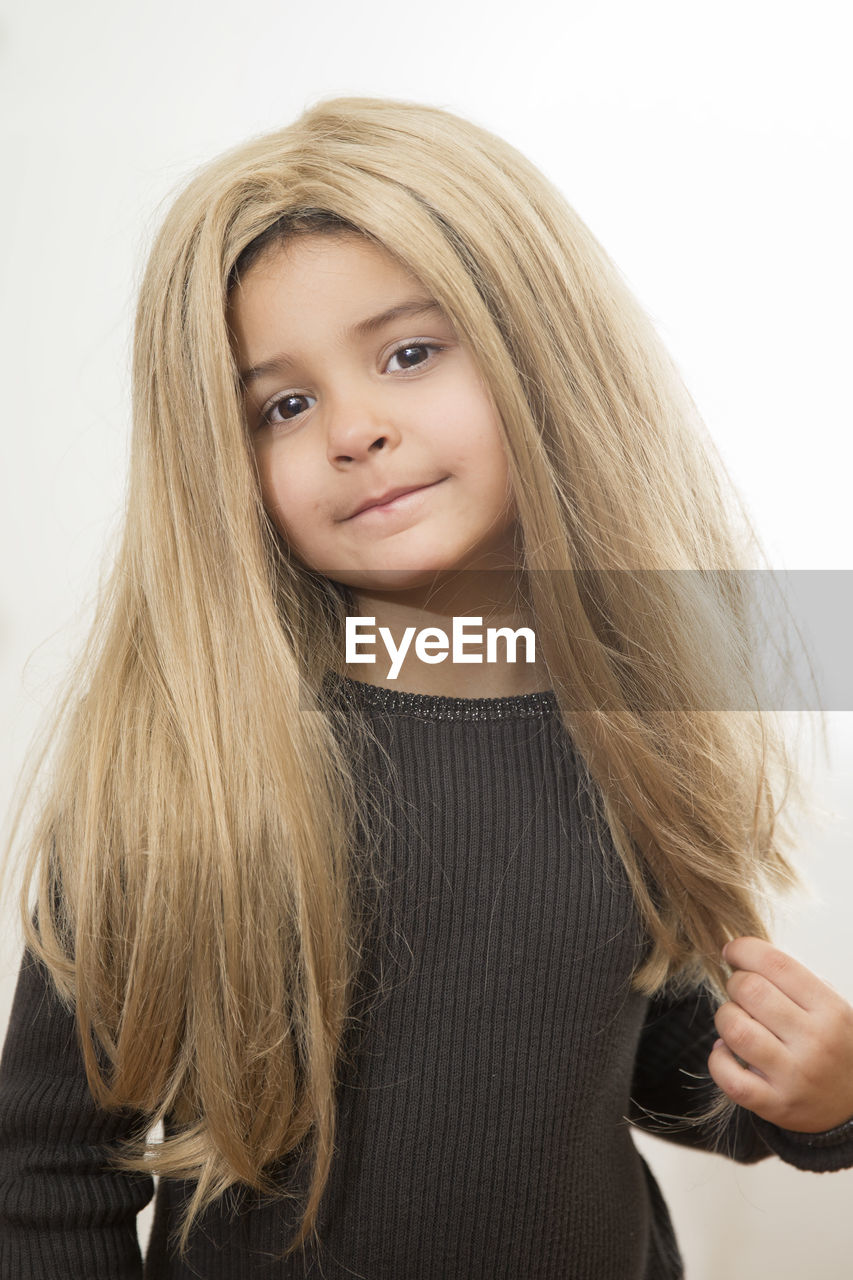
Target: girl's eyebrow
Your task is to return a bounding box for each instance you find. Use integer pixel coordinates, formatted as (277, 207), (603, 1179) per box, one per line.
(239, 297), (446, 389)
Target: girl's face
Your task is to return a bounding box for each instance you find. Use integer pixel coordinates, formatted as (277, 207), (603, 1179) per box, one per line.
(229, 232), (519, 595)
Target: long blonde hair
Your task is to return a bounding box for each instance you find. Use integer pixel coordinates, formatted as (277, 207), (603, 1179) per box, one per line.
(5, 95), (824, 1255)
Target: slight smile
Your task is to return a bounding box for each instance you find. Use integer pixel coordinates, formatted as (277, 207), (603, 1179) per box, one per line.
(344, 478), (447, 522)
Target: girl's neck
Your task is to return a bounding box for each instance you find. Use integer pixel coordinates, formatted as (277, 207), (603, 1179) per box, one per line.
(343, 663), (553, 699)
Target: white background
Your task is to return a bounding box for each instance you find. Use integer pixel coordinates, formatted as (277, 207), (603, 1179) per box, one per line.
(1, 1), (851, 1272)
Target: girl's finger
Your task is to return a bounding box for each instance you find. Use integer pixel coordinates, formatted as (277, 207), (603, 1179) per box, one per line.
(713, 1000), (788, 1081)
(724, 967), (807, 1045)
(707, 1037), (781, 1118)
(723, 937), (828, 1012)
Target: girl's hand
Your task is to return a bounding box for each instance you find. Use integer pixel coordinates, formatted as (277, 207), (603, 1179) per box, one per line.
(708, 936), (853, 1133)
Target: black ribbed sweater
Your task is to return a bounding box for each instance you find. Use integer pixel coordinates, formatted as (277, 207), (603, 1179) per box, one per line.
(1, 675), (852, 1279)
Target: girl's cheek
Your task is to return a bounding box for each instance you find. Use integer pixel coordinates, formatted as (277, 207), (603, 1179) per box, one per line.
(255, 448), (292, 511)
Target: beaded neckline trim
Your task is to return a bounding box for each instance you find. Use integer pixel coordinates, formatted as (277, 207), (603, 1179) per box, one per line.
(329, 673), (558, 721)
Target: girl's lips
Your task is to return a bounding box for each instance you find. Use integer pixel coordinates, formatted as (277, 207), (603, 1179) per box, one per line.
(348, 477), (446, 521)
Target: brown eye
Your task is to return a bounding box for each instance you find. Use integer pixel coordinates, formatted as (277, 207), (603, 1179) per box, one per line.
(385, 343), (442, 372)
(259, 392), (315, 427)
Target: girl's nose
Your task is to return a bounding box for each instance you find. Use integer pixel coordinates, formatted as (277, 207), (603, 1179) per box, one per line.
(324, 393), (402, 463)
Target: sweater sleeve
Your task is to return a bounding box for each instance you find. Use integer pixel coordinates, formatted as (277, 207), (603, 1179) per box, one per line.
(628, 982), (853, 1171)
(0, 949), (154, 1279)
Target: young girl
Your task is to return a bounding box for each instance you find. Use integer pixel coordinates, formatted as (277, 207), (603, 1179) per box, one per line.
(1, 95), (852, 1279)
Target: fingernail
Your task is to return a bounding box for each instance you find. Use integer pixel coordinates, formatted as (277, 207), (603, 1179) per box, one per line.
(722, 943), (730, 961)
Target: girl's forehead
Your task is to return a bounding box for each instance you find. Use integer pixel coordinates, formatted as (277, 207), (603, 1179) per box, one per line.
(242, 230), (410, 284)
(228, 233), (447, 374)
(229, 233), (428, 332)
(233, 233), (429, 310)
